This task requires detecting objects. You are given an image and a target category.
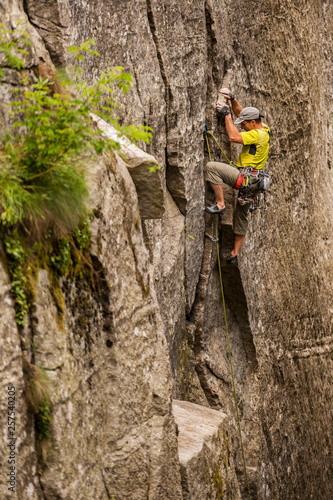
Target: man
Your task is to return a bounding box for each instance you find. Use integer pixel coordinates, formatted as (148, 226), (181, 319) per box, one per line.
(205, 88), (270, 265)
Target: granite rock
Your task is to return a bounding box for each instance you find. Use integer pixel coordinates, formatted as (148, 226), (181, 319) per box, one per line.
(0, 0), (332, 498)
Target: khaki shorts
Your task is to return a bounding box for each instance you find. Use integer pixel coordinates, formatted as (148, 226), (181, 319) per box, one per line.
(205, 161), (259, 236)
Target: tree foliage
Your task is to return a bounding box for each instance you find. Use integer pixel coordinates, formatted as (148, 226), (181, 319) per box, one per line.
(0, 24), (152, 325)
(0, 29), (152, 234)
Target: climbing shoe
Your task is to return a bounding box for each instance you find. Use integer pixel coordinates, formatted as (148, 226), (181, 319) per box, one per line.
(226, 254), (238, 266)
(205, 204), (226, 215)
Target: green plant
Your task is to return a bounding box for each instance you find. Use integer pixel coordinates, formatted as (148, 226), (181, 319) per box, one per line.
(4, 230), (29, 324)
(0, 27), (152, 325)
(0, 28), (152, 235)
(0, 22), (30, 80)
(35, 398), (51, 440)
(73, 217), (91, 251)
(147, 163), (161, 173)
(49, 237), (72, 276)
(22, 358), (52, 440)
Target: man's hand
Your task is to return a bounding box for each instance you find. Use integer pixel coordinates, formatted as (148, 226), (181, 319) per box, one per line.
(216, 103), (230, 117)
(219, 88), (235, 101)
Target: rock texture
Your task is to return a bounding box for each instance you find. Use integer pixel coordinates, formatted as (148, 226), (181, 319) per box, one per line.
(174, 400), (241, 500)
(0, 259), (44, 500)
(28, 150), (183, 499)
(1, 0), (333, 499)
(91, 114), (165, 220)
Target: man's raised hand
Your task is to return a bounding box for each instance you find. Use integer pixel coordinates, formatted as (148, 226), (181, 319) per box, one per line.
(219, 88), (235, 101)
(216, 103), (230, 117)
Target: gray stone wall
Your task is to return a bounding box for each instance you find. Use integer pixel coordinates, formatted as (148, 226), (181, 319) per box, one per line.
(0, 0), (332, 498)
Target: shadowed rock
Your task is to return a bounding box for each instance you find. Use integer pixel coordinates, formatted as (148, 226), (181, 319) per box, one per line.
(91, 113), (165, 220)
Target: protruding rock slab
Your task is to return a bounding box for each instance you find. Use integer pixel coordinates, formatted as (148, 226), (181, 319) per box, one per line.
(91, 113), (165, 219)
(173, 400), (241, 500)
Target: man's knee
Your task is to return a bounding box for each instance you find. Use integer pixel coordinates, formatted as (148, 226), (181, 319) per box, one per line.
(233, 201), (251, 235)
(233, 216), (248, 235)
(205, 161), (223, 185)
(205, 161), (239, 187)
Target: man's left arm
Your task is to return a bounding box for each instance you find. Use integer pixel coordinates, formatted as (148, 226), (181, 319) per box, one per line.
(216, 104), (243, 144)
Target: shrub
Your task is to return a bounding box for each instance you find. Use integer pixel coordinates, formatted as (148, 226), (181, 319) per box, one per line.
(0, 25), (152, 324)
(0, 33), (151, 236)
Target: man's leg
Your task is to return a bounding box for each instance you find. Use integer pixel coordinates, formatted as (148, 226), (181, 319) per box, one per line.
(205, 162), (239, 212)
(231, 199), (252, 258)
(210, 183), (225, 210)
(230, 233), (246, 257)
(230, 177), (261, 258)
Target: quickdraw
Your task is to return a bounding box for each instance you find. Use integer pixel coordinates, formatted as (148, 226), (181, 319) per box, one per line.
(236, 168), (270, 210)
(204, 124), (270, 213)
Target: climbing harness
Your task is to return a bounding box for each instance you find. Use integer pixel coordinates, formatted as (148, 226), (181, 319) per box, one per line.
(236, 167), (270, 209)
(204, 124), (270, 213)
(205, 125), (252, 500)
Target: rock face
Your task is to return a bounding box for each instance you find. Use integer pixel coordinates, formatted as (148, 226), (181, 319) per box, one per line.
(1, 0), (333, 499)
(0, 259), (44, 500)
(173, 400), (241, 500)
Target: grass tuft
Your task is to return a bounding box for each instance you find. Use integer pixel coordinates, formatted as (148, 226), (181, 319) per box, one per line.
(22, 357), (52, 413)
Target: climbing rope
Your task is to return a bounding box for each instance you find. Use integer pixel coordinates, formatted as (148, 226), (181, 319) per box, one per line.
(205, 126), (252, 500)
(204, 124), (235, 167)
(214, 216), (252, 500)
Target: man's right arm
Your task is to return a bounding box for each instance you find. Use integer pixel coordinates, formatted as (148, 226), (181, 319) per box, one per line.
(219, 88), (243, 117)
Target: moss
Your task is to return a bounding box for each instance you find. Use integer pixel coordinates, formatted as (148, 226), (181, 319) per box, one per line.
(135, 267), (150, 298)
(22, 357), (52, 465)
(204, 461), (210, 480)
(223, 430), (229, 453)
(96, 231), (102, 256)
(134, 216), (141, 230)
(203, 461), (214, 496)
(68, 269), (105, 350)
(3, 215), (107, 354)
(212, 464), (224, 499)
(48, 271), (65, 331)
(177, 332), (200, 401)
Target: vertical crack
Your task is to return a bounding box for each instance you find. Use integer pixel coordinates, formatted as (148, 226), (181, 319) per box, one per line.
(221, 256), (258, 370)
(146, 0), (170, 135)
(100, 469), (112, 499)
(187, 219), (221, 406)
(38, 477), (48, 500)
(146, 0), (184, 213)
(22, 0), (67, 66)
(205, 0), (220, 89)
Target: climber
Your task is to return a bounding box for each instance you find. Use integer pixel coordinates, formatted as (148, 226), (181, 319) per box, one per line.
(205, 88), (270, 266)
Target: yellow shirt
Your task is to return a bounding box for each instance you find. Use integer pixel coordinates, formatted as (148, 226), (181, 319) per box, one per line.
(237, 123), (270, 169)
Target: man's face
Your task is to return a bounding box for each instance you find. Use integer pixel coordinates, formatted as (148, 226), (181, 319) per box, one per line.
(241, 120), (255, 131)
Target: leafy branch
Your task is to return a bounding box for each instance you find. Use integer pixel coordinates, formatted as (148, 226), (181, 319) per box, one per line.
(0, 28), (153, 325)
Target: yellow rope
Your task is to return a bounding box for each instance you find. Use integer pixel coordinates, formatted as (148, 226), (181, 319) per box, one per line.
(205, 128), (251, 499)
(214, 216), (252, 500)
(207, 130), (236, 168)
(205, 132), (212, 163)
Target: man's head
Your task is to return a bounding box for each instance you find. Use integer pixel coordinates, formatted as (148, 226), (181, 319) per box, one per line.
(234, 107), (264, 130)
